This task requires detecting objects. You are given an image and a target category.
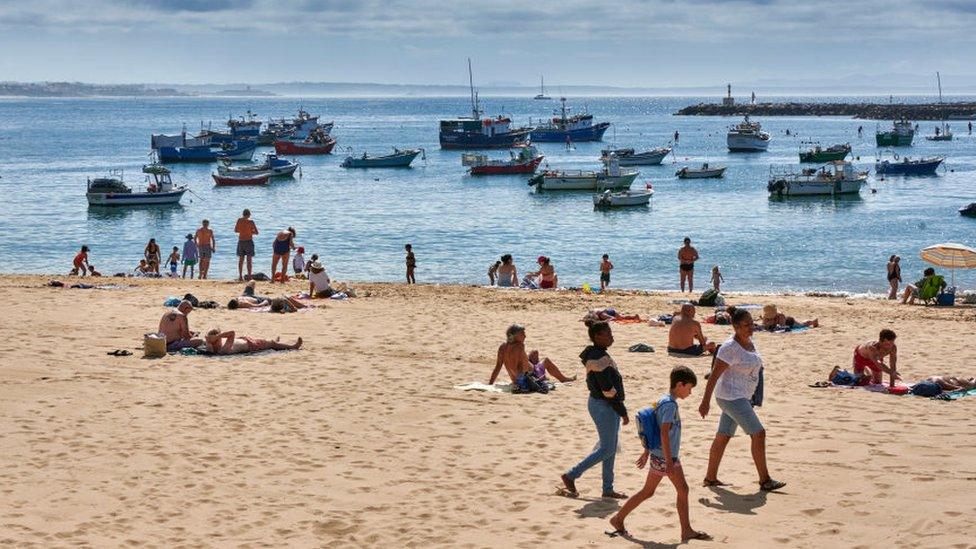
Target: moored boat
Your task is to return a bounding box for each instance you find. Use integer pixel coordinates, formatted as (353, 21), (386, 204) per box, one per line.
(151, 130), (256, 162)
(439, 59), (533, 149)
(217, 153), (299, 177)
(601, 146), (671, 166)
(86, 166), (187, 206)
(959, 203), (976, 217)
(799, 142), (850, 163)
(593, 187), (654, 208)
(926, 72), (953, 141)
(530, 97), (610, 142)
(676, 163), (726, 179)
(274, 135), (337, 155)
(341, 148), (422, 168)
(464, 144), (544, 175)
(767, 160), (867, 197)
(727, 115), (770, 152)
(533, 76), (551, 100)
(875, 154), (944, 176)
(528, 158), (638, 190)
(212, 172), (270, 186)
(876, 118), (915, 147)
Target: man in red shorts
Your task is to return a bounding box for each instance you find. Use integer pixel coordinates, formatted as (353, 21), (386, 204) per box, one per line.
(853, 329), (899, 386)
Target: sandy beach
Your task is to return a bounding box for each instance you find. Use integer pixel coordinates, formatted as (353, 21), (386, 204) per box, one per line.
(1, 274), (975, 547)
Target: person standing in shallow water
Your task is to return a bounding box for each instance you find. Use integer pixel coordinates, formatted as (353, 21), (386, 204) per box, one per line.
(887, 255), (901, 300)
(234, 209), (258, 281)
(195, 219), (215, 280)
(678, 237), (699, 293)
(560, 321), (629, 500)
(405, 244), (416, 284)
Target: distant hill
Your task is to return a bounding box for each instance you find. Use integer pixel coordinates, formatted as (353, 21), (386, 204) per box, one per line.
(0, 82), (189, 97)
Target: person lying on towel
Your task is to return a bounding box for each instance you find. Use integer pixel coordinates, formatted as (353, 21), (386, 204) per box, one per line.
(204, 329), (302, 355)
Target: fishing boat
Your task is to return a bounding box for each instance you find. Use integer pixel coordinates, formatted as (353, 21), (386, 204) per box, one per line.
(926, 72), (953, 141)
(151, 130), (256, 162)
(199, 110), (263, 143)
(86, 166), (187, 206)
(875, 154), (944, 176)
(727, 115), (770, 152)
(463, 144), (544, 175)
(799, 142), (850, 163)
(265, 109), (332, 140)
(767, 161), (867, 197)
(212, 172), (270, 187)
(876, 118), (914, 147)
(601, 146), (671, 166)
(530, 97), (611, 142)
(592, 187), (654, 208)
(439, 59), (533, 149)
(533, 76), (551, 100)
(676, 163), (726, 179)
(274, 135), (337, 155)
(959, 203), (976, 217)
(217, 153), (299, 177)
(341, 148), (423, 168)
(528, 158), (638, 190)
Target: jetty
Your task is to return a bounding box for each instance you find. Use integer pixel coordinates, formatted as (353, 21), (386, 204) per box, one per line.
(677, 85), (976, 120)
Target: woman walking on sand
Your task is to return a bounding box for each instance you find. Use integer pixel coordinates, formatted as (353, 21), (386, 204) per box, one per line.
(271, 227), (296, 282)
(887, 255), (901, 300)
(697, 308), (785, 492)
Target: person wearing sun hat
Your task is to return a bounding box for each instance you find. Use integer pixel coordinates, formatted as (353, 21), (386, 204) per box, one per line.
(307, 261), (334, 298)
(529, 255), (558, 289)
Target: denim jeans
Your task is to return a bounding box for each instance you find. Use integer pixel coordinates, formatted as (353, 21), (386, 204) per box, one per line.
(566, 397), (620, 492)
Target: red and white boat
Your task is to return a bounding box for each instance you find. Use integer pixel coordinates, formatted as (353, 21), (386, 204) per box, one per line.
(274, 135), (337, 155)
(463, 144), (544, 175)
(212, 172), (270, 186)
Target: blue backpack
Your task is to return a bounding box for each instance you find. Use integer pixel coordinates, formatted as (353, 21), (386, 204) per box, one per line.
(636, 397), (675, 451)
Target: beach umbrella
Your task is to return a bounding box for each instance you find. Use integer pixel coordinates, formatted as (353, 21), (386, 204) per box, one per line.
(919, 242), (976, 286)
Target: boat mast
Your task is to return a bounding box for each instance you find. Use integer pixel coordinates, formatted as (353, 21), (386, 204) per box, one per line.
(937, 71), (947, 133)
(468, 58), (480, 119)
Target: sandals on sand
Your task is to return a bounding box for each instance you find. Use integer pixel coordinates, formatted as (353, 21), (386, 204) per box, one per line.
(602, 491), (628, 499)
(107, 349), (133, 356)
(808, 381), (830, 388)
(684, 531), (712, 541)
(605, 529), (629, 538)
(702, 478), (727, 487)
(760, 479), (787, 492)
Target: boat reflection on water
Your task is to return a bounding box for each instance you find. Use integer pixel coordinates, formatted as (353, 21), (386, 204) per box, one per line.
(767, 192), (864, 213)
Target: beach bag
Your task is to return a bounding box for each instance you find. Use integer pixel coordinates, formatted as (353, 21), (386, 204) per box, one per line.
(698, 289), (719, 307)
(183, 293), (199, 307)
(910, 381), (943, 397)
(143, 333), (167, 358)
(636, 397), (675, 451)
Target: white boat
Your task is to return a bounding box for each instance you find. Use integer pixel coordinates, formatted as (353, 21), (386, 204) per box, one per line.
(926, 72), (953, 141)
(87, 166), (187, 206)
(727, 115), (771, 152)
(676, 163), (726, 179)
(533, 76), (551, 100)
(217, 153), (299, 177)
(528, 158), (639, 190)
(767, 161), (867, 197)
(593, 188), (654, 208)
(601, 146), (671, 166)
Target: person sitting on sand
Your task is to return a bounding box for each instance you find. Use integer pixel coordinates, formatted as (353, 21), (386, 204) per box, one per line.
(204, 329), (302, 355)
(668, 304), (716, 356)
(496, 254), (518, 287)
(852, 329), (900, 386)
(87, 265), (102, 277)
(488, 260), (501, 286)
(922, 375), (976, 392)
(760, 304), (818, 331)
(307, 261), (334, 298)
(528, 256), (558, 289)
(901, 267), (946, 305)
(158, 300), (203, 352)
(133, 259), (152, 276)
(488, 324), (576, 385)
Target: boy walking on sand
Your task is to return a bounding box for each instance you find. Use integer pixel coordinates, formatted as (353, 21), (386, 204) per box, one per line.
(607, 366), (710, 542)
(600, 254), (614, 291)
(405, 244), (416, 284)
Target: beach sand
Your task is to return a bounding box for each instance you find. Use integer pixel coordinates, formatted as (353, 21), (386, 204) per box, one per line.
(1, 274), (975, 547)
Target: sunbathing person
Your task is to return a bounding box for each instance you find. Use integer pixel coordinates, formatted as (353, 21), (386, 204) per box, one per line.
(488, 324), (576, 385)
(269, 296), (309, 313)
(581, 308), (642, 326)
(227, 296), (270, 309)
(158, 300), (203, 352)
(923, 375), (976, 392)
(852, 329), (900, 386)
(667, 304), (716, 356)
(204, 329), (302, 355)
(760, 304), (819, 331)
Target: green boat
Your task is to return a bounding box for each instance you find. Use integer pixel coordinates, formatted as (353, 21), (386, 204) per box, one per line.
(876, 119), (914, 147)
(799, 142), (851, 163)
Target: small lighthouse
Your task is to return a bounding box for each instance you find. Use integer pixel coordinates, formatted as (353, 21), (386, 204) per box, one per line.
(722, 84), (734, 107)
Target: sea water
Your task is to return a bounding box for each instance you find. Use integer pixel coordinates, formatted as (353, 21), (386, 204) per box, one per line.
(0, 95), (974, 293)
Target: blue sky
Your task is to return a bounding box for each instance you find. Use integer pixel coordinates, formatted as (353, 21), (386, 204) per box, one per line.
(1, 0), (974, 86)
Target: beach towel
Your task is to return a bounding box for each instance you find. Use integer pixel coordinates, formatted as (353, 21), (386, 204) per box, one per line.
(933, 387), (976, 401)
(455, 382), (513, 393)
(611, 316), (643, 324)
(769, 325), (810, 334)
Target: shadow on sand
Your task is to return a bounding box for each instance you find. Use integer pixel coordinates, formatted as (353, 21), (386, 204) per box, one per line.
(698, 485), (775, 515)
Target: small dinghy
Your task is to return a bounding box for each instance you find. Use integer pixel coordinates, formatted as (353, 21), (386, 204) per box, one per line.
(217, 153), (299, 177)
(212, 172), (270, 187)
(959, 203), (976, 217)
(875, 154), (944, 176)
(593, 186), (654, 208)
(676, 163), (726, 179)
(601, 146), (671, 166)
(341, 148), (423, 168)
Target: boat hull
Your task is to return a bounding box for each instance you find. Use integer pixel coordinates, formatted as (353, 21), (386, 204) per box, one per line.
(593, 190), (653, 207)
(799, 149), (849, 163)
(439, 129), (532, 150)
(727, 134), (770, 152)
(767, 178), (864, 196)
(531, 122), (611, 142)
(212, 173), (270, 186)
(676, 167), (726, 179)
(875, 133), (914, 147)
(875, 158), (943, 175)
(606, 148), (670, 166)
(470, 156), (543, 175)
(87, 189), (186, 206)
(156, 141), (257, 162)
(341, 150), (420, 168)
(274, 138), (336, 155)
(531, 171), (638, 191)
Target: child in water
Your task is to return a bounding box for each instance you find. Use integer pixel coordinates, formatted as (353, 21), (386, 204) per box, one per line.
(600, 254), (614, 291)
(711, 266), (724, 292)
(167, 247), (180, 278)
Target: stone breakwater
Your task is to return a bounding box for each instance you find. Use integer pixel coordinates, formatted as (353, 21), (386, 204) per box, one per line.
(676, 102), (976, 120)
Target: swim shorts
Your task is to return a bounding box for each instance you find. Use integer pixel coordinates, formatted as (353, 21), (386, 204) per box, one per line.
(668, 345), (704, 356)
(237, 239), (255, 257)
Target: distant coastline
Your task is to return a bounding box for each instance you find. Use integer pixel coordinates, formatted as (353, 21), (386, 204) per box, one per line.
(676, 101), (976, 120)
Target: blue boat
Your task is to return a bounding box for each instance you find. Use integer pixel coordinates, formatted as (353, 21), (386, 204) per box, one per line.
(529, 97), (611, 142)
(198, 110), (263, 144)
(151, 130), (257, 163)
(439, 59), (533, 150)
(875, 154), (944, 176)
